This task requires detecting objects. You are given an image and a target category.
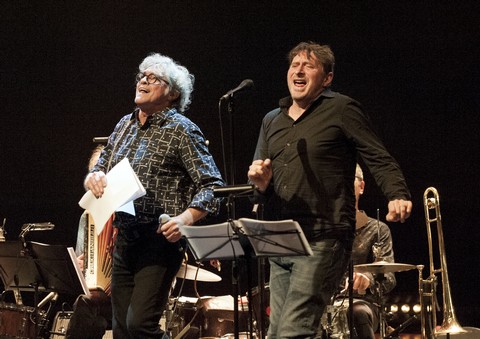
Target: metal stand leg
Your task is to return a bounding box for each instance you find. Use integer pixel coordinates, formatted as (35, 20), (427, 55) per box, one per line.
(372, 273), (391, 339)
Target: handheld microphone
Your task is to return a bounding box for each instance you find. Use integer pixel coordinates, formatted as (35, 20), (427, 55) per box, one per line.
(159, 214), (185, 253)
(158, 214), (171, 224)
(220, 79), (254, 100)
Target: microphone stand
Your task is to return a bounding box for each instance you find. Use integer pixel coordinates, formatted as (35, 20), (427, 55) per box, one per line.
(253, 203), (267, 339)
(219, 83), (259, 339)
(221, 94), (240, 339)
(227, 97), (236, 185)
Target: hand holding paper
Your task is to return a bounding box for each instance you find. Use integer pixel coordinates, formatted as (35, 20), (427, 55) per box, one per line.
(79, 158), (146, 234)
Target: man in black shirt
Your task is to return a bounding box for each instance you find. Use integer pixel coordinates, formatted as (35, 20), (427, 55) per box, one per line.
(248, 41), (412, 338)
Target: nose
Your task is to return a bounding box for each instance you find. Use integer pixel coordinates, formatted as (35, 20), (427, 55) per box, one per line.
(294, 66), (305, 75)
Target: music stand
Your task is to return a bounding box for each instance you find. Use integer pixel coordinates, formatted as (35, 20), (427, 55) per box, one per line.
(0, 241), (89, 337)
(0, 241), (89, 296)
(235, 218), (313, 257)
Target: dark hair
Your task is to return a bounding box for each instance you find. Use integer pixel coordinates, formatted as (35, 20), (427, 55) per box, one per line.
(288, 41), (335, 74)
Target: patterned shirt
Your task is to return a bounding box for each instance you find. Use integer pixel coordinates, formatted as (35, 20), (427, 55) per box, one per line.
(337, 211), (396, 299)
(352, 213), (396, 294)
(92, 108), (224, 219)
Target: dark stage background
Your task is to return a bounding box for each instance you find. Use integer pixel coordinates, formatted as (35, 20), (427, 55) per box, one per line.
(1, 1), (479, 330)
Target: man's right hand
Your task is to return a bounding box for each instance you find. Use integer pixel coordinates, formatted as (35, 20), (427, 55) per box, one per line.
(77, 253), (85, 271)
(352, 272), (371, 294)
(84, 171), (108, 198)
(248, 159), (273, 193)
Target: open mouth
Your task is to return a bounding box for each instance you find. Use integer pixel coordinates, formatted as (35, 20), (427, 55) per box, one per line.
(293, 79), (306, 87)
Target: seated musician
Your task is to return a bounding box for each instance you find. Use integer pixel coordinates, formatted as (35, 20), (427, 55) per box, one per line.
(67, 146), (113, 339)
(322, 164), (396, 339)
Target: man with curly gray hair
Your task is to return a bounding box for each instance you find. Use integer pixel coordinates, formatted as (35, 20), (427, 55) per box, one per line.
(83, 53), (224, 338)
(138, 53), (194, 113)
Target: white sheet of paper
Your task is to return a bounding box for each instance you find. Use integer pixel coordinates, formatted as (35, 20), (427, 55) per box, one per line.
(67, 247), (91, 296)
(116, 200), (135, 215)
(78, 158), (146, 234)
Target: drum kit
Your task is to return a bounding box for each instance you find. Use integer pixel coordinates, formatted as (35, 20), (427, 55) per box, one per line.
(163, 263), (253, 339)
(0, 258), (416, 338)
(321, 261), (417, 339)
(166, 261), (419, 339)
(0, 302), (47, 338)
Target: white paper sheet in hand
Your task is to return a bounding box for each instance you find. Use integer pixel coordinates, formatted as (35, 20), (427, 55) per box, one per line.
(78, 158), (146, 234)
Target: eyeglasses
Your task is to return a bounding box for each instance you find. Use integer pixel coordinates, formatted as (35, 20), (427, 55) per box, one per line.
(135, 72), (170, 86)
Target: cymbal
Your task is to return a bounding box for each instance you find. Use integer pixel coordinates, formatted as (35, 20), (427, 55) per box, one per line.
(354, 261), (416, 274)
(176, 263), (222, 282)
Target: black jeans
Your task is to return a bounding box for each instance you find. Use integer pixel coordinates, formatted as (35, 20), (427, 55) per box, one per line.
(111, 213), (184, 338)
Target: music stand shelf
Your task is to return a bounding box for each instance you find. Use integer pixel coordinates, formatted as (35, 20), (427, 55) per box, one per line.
(180, 218), (313, 262)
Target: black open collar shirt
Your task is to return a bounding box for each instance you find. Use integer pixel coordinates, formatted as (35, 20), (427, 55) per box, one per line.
(253, 89), (410, 241)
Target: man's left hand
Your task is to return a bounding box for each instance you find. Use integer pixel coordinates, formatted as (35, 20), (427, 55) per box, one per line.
(386, 199), (412, 223)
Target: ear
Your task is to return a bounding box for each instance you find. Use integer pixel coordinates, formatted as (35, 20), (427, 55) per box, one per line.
(322, 72), (334, 88)
(168, 90), (180, 101)
(359, 180), (365, 194)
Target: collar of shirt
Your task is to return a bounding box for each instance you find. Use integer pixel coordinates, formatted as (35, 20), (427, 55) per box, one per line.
(130, 107), (177, 128)
(278, 88), (335, 109)
(278, 88), (335, 121)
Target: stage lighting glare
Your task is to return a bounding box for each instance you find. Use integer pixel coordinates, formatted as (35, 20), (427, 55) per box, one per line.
(390, 304), (399, 313)
(401, 304), (410, 313)
(413, 304), (421, 313)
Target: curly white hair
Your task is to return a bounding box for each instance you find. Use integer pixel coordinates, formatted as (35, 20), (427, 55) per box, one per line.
(139, 53), (194, 113)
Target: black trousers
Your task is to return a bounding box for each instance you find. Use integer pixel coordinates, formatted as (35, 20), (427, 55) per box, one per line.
(111, 214), (184, 338)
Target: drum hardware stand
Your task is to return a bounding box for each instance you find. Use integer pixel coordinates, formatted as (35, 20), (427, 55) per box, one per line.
(384, 314), (418, 339)
(173, 306), (202, 339)
(370, 208), (390, 339)
(347, 260), (357, 339)
(372, 273), (388, 338)
(322, 262), (356, 339)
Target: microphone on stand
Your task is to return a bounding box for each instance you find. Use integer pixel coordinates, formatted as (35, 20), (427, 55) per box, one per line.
(213, 184), (255, 198)
(19, 222), (55, 246)
(37, 292), (58, 308)
(92, 137), (109, 144)
(220, 79), (254, 101)
(21, 222), (55, 231)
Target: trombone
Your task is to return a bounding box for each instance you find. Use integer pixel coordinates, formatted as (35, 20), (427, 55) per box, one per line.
(419, 187), (466, 338)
